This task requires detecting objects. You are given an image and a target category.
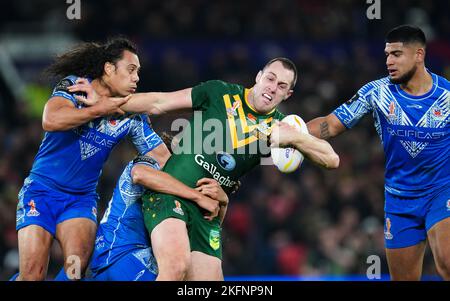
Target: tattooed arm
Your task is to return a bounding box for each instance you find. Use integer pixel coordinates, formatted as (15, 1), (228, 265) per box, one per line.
(306, 114), (347, 140)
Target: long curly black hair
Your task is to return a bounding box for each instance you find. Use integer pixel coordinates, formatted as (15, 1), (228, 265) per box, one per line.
(45, 37), (137, 79)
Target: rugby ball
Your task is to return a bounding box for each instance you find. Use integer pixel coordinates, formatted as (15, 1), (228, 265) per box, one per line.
(271, 115), (309, 173)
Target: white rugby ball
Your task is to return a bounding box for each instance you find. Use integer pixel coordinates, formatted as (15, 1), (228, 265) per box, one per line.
(271, 115), (309, 173)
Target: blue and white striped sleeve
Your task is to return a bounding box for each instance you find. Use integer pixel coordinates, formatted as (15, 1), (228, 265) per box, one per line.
(50, 75), (81, 106)
(128, 114), (164, 155)
(332, 81), (377, 129)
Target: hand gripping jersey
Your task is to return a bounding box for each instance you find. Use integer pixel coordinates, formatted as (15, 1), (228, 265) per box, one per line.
(89, 156), (160, 276)
(333, 72), (449, 197)
(28, 75), (163, 195)
(160, 80), (285, 194)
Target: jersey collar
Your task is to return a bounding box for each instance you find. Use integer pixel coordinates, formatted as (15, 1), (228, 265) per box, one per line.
(245, 88), (276, 116)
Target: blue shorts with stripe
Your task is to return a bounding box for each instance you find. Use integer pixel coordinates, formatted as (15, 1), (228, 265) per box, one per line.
(90, 248), (157, 281)
(384, 185), (450, 249)
(16, 178), (98, 237)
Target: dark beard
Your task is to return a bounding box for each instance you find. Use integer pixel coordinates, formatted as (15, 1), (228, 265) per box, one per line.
(389, 66), (417, 85)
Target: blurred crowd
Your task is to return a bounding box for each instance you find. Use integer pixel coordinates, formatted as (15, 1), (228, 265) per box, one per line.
(2, 0), (450, 40)
(1, 0), (449, 280)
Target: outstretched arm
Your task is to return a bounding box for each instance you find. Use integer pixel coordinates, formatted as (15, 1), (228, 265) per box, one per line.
(42, 96), (129, 132)
(120, 89), (193, 115)
(306, 113), (347, 140)
(67, 78), (193, 115)
(270, 121), (340, 169)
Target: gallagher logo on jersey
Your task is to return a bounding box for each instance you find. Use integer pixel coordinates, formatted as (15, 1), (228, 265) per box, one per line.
(216, 152), (236, 171)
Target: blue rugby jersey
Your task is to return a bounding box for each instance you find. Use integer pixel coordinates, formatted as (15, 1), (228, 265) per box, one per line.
(333, 71), (449, 197)
(28, 75), (163, 195)
(89, 156), (159, 275)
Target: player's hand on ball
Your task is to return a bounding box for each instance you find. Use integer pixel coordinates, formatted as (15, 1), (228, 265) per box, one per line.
(270, 115), (309, 173)
(270, 121), (299, 147)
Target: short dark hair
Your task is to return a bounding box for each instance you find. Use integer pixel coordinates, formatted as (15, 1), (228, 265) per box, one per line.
(385, 25), (426, 46)
(45, 36), (138, 79)
(263, 57), (298, 89)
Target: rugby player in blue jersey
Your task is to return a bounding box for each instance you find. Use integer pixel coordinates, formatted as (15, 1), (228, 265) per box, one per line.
(272, 25), (449, 280)
(86, 133), (229, 281)
(14, 38), (219, 281)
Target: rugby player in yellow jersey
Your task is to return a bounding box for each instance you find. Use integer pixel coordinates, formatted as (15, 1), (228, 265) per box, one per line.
(69, 57), (340, 280)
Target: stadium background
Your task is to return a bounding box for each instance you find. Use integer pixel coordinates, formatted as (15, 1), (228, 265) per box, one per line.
(0, 0), (448, 280)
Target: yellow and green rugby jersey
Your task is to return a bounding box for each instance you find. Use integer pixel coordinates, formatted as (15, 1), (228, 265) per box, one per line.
(162, 80), (285, 194)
